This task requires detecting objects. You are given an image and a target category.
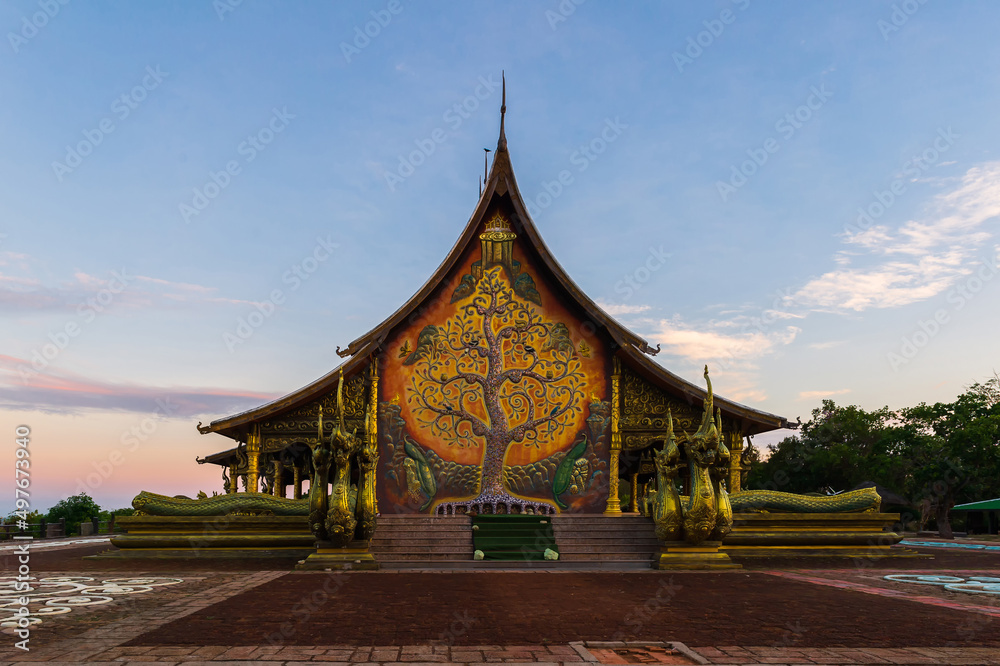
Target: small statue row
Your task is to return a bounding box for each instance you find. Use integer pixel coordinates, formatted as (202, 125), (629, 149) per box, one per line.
(308, 373), (378, 547)
(652, 366), (733, 545)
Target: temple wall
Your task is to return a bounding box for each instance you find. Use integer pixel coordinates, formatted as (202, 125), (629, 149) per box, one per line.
(376, 205), (613, 514)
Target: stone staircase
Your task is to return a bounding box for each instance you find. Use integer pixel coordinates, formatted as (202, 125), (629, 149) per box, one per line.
(370, 515), (474, 567)
(551, 514), (659, 569)
(370, 513), (658, 570)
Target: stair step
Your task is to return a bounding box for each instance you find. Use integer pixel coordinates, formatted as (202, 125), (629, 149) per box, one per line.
(378, 560), (653, 570)
(371, 513), (659, 569)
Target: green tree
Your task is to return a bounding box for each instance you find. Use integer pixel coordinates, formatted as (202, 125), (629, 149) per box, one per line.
(748, 376), (1000, 538)
(748, 401), (902, 495)
(897, 376), (1000, 537)
(46, 493), (102, 536)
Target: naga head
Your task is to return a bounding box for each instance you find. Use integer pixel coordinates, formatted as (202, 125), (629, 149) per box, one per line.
(687, 366), (722, 465)
(654, 409), (682, 478)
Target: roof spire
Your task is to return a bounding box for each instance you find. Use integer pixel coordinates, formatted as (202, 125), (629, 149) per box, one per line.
(497, 70), (507, 152)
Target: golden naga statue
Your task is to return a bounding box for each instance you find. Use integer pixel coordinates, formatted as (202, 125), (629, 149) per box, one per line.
(652, 410), (682, 541)
(652, 366), (734, 546)
(308, 371), (369, 548)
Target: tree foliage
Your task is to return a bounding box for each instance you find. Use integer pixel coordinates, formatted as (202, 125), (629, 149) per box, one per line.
(748, 376), (1000, 536)
(46, 493), (102, 536)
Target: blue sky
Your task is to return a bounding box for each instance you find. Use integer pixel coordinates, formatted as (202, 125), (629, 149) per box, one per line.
(3, 1), (999, 510)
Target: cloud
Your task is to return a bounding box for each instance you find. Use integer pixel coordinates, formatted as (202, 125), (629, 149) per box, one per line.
(653, 318), (800, 364)
(646, 318), (801, 403)
(797, 388), (851, 401)
(808, 340), (846, 350)
(0, 355), (278, 418)
(793, 162), (1000, 312)
(595, 301), (651, 316)
(0, 258), (261, 313)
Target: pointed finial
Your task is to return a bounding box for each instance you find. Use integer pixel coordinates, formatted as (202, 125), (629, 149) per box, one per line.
(483, 147), (491, 184)
(497, 70), (507, 152)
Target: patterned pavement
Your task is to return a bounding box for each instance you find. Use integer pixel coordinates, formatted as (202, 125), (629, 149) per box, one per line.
(1, 543), (999, 665)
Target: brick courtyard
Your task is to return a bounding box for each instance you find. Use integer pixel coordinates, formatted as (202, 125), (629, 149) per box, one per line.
(1, 540), (998, 665)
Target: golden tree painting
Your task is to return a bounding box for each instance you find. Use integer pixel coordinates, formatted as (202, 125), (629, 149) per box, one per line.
(406, 266), (586, 514)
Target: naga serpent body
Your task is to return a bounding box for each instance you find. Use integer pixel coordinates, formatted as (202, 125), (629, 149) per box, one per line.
(652, 413), (682, 542)
(683, 449), (717, 544)
(131, 490), (309, 516)
(309, 444), (332, 538)
(730, 487), (881, 513)
(325, 434), (358, 547)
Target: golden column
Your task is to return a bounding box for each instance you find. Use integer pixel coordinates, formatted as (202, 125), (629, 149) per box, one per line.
(273, 458), (285, 497)
(246, 426), (262, 493)
(366, 356), (379, 516)
(604, 356), (623, 515)
(293, 463), (302, 499)
(728, 431), (744, 493)
(630, 472), (639, 513)
(227, 463), (238, 494)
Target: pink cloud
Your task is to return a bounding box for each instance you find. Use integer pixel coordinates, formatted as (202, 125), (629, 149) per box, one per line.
(0, 355), (278, 418)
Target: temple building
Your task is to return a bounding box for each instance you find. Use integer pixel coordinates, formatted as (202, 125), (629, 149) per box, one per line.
(115, 82), (903, 568)
(193, 86), (788, 518)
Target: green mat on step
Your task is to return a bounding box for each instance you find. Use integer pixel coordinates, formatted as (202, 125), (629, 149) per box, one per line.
(471, 514), (558, 561)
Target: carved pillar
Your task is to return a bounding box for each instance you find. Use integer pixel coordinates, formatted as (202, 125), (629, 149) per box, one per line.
(246, 427), (261, 493)
(293, 463), (303, 499)
(273, 458), (285, 497)
(357, 356), (380, 541)
(227, 463), (239, 494)
(604, 356), (623, 515)
(367, 356), (379, 517)
(727, 431), (743, 493)
(630, 472), (639, 512)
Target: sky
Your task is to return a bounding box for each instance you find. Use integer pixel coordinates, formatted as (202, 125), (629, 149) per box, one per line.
(2, 1), (999, 513)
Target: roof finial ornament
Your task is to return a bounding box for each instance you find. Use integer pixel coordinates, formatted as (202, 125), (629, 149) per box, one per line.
(497, 70), (507, 152)
(483, 147), (491, 185)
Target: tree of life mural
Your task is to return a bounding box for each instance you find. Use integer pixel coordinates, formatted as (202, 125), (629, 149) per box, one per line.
(407, 266), (585, 514)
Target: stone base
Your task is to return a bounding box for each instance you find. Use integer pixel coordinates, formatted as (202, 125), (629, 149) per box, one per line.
(721, 512), (927, 559)
(656, 541), (742, 570)
(721, 544), (928, 558)
(88, 547), (314, 560)
(295, 540), (379, 571)
(101, 515), (314, 559)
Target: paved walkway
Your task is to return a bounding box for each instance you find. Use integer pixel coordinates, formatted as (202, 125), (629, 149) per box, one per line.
(2, 542), (999, 666)
(5, 641), (1000, 664)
